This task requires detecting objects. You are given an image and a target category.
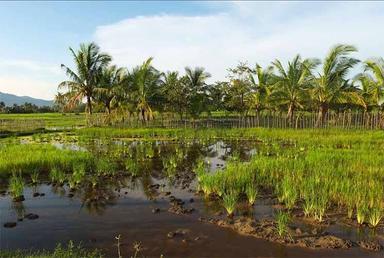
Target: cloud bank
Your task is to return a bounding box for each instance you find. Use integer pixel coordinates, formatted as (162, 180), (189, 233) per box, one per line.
(95, 2), (384, 81)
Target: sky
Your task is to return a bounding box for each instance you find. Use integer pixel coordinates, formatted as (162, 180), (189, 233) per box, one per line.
(0, 1), (383, 100)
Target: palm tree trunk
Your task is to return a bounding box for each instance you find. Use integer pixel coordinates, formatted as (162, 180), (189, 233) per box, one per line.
(287, 102), (294, 126)
(86, 95), (92, 115)
(316, 103), (328, 127)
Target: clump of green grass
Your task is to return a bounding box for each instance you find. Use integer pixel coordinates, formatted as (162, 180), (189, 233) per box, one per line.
(276, 175), (298, 210)
(30, 169), (39, 185)
(367, 205), (383, 228)
(276, 210), (290, 237)
(245, 183), (258, 206)
(68, 162), (86, 189)
(194, 159), (208, 182)
(0, 144), (93, 177)
(9, 173), (24, 200)
(125, 158), (140, 177)
(162, 156), (177, 178)
(0, 240), (102, 258)
(50, 167), (66, 185)
(96, 158), (117, 176)
(222, 190), (238, 216)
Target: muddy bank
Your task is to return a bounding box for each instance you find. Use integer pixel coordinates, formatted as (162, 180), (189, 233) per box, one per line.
(198, 217), (382, 251)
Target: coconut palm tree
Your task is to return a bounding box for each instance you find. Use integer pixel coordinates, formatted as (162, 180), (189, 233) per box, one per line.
(354, 74), (377, 112)
(248, 64), (275, 114)
(161, 71), (188, 118)
(272, 55), (319, 121)
(59, 42), (111, 115)
(361, 58), (384, 109)
(96, 65), (127, 114)
(184, 67), (211, 118)
(129, 57), (162, 121)
(311, 44), (359, 125)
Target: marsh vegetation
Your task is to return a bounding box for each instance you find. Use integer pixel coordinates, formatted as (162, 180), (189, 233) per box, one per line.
(0, 126), (383, 257)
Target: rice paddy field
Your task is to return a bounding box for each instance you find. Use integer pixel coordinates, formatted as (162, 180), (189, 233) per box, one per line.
(0, 114), (383, 258)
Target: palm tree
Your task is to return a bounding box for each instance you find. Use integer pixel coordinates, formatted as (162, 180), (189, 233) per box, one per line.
(248, 64), (274, 114)
(354, 74), (377, 112)
(361, 58), (384, 109)
(272, 55), (319, 121)
(54, 93), (66, 113)
(311, 44), (359, 125)
(161, 71), (188, 118)
(129, 57), (162, 121)
(59, 42), (111, 115)
(96, 65), (127, 114)
(184, 67), (211, 118)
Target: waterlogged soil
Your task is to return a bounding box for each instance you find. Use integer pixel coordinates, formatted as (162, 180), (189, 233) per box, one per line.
(0, 137), (383, 258)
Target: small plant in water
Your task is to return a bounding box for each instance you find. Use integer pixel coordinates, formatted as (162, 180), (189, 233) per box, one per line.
(71, 162), (86, 187)
(276, 210), (290, 237)
(367, 206), (383, 227)
(30, 169), (39, 185)
(50, 167), (66, 185)
(222, 191), (238, 216)
(356, 202), (368, 225)
(9, 173), (24, 201)
(245, 183), (258, 206)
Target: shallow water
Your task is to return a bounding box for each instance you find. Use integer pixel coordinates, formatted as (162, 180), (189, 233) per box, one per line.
(1, 137), (383, 257)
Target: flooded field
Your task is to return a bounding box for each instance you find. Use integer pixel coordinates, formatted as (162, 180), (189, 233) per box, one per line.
(1, 131), (384, 257)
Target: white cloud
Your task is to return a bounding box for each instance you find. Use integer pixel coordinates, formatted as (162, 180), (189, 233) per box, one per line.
(94, 2), (384, 82)
(0, 59), (61, 75)
(0, 59), (62, 100)
(0, 76), (56, 100)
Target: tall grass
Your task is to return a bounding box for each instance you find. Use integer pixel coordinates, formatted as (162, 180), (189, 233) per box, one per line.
(0, 144), (93, 177)
(9, 173), (24, 199)
(195, 129), (384, 227)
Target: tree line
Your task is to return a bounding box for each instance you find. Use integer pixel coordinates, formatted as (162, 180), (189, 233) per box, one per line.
(57, 43), (384, 125)
(0, 102), (55, 114)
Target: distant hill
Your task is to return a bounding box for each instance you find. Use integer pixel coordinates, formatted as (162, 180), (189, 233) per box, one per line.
(0, 92), (53, 107)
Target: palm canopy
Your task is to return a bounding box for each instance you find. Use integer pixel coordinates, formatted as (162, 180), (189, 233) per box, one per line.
(96, 65), (127, 114)
(128, 57), (162, 121)
(248, 64), (275, 112)
(161, 71), (187, 116)
(185, 67), (211, 92)
(58, 42), (111, 114)
(357, 58), (384, 109)
(311, 44), (359, 122)
(184, 67), (211, 118)
(271, 55), (320, 118)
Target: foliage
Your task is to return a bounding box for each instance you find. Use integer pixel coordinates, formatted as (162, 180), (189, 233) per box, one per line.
(0, 241), (102, 258)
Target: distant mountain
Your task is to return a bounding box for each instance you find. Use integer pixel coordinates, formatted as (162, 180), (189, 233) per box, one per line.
(0, 92), (53, 107)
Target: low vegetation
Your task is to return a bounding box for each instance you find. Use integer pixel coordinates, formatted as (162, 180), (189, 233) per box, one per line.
(0, 241), (102, 258)
(0, 144), (93, 177)
(195, 128), (384, 227)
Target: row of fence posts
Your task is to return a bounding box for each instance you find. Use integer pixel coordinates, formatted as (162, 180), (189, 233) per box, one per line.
(87, 112), (384, 130)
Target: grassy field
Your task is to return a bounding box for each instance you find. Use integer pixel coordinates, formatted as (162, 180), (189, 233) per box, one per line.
(0, 113), (86, 128)
(1, 113), (383, 229)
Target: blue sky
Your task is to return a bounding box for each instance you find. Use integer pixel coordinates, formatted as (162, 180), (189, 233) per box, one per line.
(0, 1), (383, 100)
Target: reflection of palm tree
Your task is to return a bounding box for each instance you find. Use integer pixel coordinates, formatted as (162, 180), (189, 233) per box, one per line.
(140, 167), (158, 200)
(78, 181), (117, 216)
(51, 185), (66, 197)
